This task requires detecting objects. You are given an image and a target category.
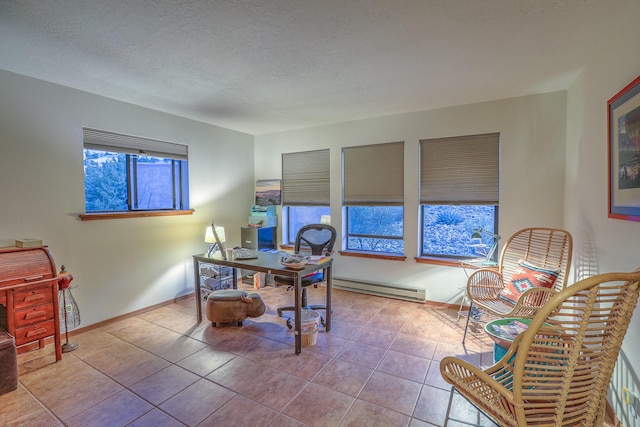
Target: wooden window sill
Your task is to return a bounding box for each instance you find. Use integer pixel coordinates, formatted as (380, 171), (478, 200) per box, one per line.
(338, 250), (406, 261)
(79, 210), (194, 221)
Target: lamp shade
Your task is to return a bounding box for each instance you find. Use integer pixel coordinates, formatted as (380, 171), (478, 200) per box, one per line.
(205, 226), (226, 243)
(471, 229), (483, 240)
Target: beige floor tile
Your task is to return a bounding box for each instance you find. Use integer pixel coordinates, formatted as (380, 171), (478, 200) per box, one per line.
(206, 356), (269, 392)
(0, 384), (62, 426)
(412, 384), (453, 425)
(313, 358), (373, 397)
(128, 408), (186, 427)
(159, 378), (236, 426)
(282, 382), (355, 426)
(19, 355), (123, 421)
(339, 398), (411, 427)
(272, 348), (331, 380)
(129, 364), (200, 405)
(336, 340), (387, 369)
(65, 389), (153, 427)
(376, 350), (430, 383)
(242, 366), (308, 411)
(175, 346), (236, 376)
(358, 371), (422, 416)
(199, 394), (278, 426)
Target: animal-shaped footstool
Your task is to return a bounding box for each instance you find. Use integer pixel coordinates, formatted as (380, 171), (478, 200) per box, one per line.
(205, 290), (265, 327)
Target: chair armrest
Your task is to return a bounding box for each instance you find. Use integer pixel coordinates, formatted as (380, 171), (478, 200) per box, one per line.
(508, 287), (557, 317)
(467, 269), (504, 301)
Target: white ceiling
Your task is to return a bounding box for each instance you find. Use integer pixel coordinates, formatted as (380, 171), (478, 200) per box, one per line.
(0, 1), (633, 135)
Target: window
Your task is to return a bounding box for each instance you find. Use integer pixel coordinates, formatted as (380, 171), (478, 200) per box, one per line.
(420, 133), (499, 259)
(83, 128), (189, 213)
(282, 149), (330, 243)
(342, 141), (404, 255)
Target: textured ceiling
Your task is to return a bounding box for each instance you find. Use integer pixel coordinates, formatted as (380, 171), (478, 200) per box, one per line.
(0, 0), (633, 135)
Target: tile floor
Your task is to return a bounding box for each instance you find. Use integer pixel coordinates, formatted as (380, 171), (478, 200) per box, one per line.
(0, 282), (572, 426)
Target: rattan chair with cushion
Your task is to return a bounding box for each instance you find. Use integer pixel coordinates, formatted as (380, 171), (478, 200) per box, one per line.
(441, 269), (640, 426)
(463, 227), (573, 342)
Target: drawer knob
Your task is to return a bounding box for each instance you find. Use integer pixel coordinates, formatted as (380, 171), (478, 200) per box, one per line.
(26, 327), (47, 338)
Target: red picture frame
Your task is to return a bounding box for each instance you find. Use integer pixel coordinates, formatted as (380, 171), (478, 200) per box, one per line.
(608, 75), (640, 222)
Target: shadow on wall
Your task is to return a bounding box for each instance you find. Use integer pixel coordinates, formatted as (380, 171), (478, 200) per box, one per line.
(573, 227), (600, 282)
(610, 350), (640, 427)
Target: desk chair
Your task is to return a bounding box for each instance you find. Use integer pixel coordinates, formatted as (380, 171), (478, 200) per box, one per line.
(276, 224), (337, 327)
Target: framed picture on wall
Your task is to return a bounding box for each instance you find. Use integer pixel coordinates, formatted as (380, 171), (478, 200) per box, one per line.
(608, 75), (640, 222)
(255, 179), (281, 206)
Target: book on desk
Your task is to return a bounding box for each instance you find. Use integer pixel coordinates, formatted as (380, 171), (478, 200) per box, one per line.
(307, 255), (331, 265)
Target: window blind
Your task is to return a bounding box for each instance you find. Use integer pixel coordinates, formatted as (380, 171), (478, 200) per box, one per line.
(420, 133), (499, 204)
(83, 128), (188, 161)
(282, 149), (330, 206)
(343, 141), (404, 206)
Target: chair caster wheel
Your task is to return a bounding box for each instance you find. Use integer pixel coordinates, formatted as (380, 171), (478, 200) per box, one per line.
(286, 318), (293, 329)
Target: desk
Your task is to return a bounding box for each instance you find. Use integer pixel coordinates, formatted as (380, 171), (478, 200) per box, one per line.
(192, 251), (333, 354)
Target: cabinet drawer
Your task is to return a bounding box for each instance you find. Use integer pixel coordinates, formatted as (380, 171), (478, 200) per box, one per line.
(15, 304), (54, 328)
(14, 320), (55, 346)
(14, 285), (53, 309)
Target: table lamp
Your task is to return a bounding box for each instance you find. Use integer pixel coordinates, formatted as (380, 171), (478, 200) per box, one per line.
(205, 225), (226, 257)
(470, 228), (500, 263)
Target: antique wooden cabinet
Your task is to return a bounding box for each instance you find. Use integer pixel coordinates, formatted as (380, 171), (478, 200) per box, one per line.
(0, 246), (61, 361)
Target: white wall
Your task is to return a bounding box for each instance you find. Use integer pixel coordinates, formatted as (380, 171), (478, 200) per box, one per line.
(255, 91), (567, 304)
(564, 0), (640, 423)
(0, 69), (255, 327)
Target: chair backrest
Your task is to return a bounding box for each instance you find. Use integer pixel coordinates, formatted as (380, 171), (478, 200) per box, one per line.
(507, 270), (640, 426)
(499, 227), (573, 292)
(295, 224), (337, 256)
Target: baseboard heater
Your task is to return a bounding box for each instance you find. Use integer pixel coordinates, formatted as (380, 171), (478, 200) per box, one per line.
(332, 277), (426, 303)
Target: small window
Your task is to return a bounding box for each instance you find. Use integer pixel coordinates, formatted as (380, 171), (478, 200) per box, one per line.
(83, 128), (189, 213)
(421, 205), (497, 258)
(419, 133), (499, 260)
(281, 149), (330, 243)
(285, 206), (331, 244)
(346, 206), (404, 254)
(342, 141), (404, 255)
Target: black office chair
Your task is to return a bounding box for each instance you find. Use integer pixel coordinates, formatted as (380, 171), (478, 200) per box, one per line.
(275, 224), (337, 328)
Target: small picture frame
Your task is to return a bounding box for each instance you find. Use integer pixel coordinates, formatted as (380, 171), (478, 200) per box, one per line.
(608, 75), (640, 221)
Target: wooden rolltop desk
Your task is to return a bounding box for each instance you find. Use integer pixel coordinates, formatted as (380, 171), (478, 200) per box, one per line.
(0, 246), (62, 361)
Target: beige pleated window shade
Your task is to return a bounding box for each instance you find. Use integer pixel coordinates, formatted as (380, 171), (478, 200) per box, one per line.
(343, 141), (404, 206)
(282, 149), (330, 206)
(420, 133), (499, 205)
(83, 128), (188, 161)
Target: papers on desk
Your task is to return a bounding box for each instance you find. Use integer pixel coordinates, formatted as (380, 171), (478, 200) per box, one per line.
(307, 255), (331, 265)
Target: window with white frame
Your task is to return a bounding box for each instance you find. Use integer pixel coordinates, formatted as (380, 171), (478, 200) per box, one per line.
(282, 149), (330, 243)
(83, 128), (189, 213)
(419, 133), (499, 259)
(342, 141), (404, 254)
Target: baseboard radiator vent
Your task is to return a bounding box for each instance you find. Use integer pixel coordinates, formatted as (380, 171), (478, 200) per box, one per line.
(332, 277), (426, 303)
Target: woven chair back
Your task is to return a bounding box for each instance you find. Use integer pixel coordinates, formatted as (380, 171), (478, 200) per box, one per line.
(499, 228), (573, 293)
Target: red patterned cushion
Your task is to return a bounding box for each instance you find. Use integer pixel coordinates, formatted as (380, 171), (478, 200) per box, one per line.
(499, 260), (559, 304)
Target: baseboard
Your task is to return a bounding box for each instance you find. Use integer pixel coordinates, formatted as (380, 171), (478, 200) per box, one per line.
(332, 276), (426, 303)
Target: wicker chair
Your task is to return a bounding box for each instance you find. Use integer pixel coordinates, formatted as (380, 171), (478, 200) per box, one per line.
(442, 269), (640, 426)
(463, 228), (573, 342)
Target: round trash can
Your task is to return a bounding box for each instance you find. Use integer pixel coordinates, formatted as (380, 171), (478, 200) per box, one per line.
(293, 310), (321, 347)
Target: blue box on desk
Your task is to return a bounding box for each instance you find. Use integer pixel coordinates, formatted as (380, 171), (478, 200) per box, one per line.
(251, 205), (277, 216)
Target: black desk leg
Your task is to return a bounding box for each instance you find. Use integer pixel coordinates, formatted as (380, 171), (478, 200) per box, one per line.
(194, 258), (202, 323)
(294, 274), (302, 354)
(325, 265), (332, 332)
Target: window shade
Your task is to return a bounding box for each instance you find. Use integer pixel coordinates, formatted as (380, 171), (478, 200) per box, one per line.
(282, 149), (330, 206)
(83, 128), (188, 161)
(343, 141), (404, 206)
(420, 133), (499, 204)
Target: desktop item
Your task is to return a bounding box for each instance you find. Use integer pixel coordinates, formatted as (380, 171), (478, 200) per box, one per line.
(209, 221), (228, 259)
